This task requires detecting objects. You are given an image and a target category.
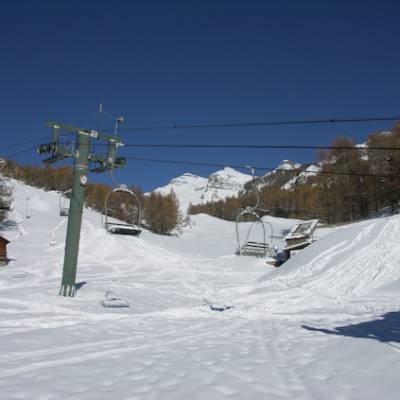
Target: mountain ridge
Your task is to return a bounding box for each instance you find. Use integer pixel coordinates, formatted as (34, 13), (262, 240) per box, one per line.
(152, 161), (317, 213)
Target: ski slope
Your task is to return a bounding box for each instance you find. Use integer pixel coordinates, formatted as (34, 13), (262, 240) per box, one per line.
(1, 179), (400, 399)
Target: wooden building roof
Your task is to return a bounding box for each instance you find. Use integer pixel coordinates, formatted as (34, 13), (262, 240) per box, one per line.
(0, 236), (10, 245)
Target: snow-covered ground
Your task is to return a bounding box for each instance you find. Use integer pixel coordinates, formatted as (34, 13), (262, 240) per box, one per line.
(1, 179), (400, 399)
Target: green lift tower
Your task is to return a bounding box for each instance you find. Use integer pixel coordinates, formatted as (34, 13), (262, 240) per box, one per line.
(38, 121), (126, 297)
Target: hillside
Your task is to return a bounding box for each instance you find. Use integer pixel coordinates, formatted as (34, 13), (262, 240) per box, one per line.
(152, 162), (317, 214)
(0, 179), (400, 399)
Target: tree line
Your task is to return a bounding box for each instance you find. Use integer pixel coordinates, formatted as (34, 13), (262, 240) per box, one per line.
(189, 124), (400, 224)
(1, 160), (180, 234)
(0, 174), (12, 222)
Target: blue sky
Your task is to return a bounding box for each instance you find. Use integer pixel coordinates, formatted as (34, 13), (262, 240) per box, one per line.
(1, 0), (399, 191)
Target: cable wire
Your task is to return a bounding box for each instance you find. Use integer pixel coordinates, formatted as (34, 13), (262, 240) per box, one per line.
(0, 138), (47, 151)
(124, 156), (400, 179)
(112, 115), (400, 132)
(2, 145), (39, 159)
(119, 143), (400, 151)
(84, 142), (400, 151)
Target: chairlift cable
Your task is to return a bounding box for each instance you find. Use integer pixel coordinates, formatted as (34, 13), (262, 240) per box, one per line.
(2, 147), (400, 182)
(119, 143), (400, 151)
(0, 138), (47, 151)
(112, 115), (400, 133)
(3, 145), (40, 159)
(124, 156), (400, 180)
(71, 142), (400, 151)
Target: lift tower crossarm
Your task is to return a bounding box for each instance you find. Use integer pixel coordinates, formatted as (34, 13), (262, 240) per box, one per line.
(44, 120), (123, 144)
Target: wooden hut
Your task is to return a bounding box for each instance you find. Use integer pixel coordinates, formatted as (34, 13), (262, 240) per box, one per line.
(0, 236), (10, 266)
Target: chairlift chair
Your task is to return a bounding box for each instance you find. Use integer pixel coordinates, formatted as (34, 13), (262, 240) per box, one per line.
(59, 190), (70, 217)
(103, 184), (142, 236)
(235, 208), (274, 257)
(235, 166), (274, 258)
(102, 291), (129, 308)
(25, 197), (31, 219)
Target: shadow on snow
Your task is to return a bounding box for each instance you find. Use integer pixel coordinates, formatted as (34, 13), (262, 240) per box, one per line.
(76, 281), (87, 291)
(302, 311), (400, 344)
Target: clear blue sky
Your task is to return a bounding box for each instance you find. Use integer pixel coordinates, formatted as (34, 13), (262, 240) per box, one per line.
(1, 0), (399, 191)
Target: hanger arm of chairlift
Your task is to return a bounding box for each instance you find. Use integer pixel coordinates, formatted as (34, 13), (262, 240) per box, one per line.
(49, 219), (66, 246)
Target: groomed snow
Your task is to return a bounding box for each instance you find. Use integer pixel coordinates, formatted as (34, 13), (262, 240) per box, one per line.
(1, 179), (400, 399)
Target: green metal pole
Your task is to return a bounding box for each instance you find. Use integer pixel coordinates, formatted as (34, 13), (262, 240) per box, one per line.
(59, 131), (90, 297)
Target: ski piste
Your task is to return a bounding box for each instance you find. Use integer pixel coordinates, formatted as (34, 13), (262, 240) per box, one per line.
(0, 178), (399, 399)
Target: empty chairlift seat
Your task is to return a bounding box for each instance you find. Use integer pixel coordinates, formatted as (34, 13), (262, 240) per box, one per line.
(235, 166), (274, 258)
(240, 240), (270, 257)
(103, 184), (142, 237)
(59, 190), (70, 217)
(105, 221), (141, 236)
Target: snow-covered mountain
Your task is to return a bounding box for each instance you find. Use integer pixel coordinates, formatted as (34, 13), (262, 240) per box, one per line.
(154, 138), (395, 211)
(152, 161), (325, 213)
(153, 167), (253, 213)
(207, 167), (253, 191)
(242, 159), (319, 192)
(275, 159), (302, 171)
(281, 163), (321, 190)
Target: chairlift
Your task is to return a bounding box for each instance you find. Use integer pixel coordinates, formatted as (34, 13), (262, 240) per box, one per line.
(103, 184), (142, 236)
(25, 197), (31, 219)
(235, 166), (274, 258)
(98, 111), (141, 236)
(59, 190), (70, 217)
(49, 219), (66, 246)
(102, 291), (129, 308)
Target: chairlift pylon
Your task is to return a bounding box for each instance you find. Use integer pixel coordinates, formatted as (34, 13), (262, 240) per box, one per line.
(103, 184), (142, 236)
(59, 190), (70, 216)
(235, 166), (274, 258)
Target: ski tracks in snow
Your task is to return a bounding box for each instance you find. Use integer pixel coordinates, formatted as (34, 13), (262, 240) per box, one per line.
(0, 318), (316, 399)
(240, 217), (400, 318)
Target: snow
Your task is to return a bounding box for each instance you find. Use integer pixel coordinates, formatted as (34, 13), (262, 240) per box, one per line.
(282, 164), (321, 190)
(1, 179), (400, 399)
(276, 159), (302, 171)
(207, 166), (253, 190)
(153, 172), (208, 213)
(153, 167), (252, 213)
